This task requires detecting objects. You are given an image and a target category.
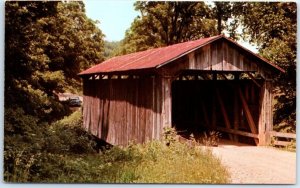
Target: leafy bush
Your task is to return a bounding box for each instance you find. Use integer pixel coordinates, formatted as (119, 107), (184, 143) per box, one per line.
(4, 107), (46, 182)
(4, 110), (229, 183)
(44, 110), (98, 154)
(4, 109), (99, 182)
(22, 141), (229, 183)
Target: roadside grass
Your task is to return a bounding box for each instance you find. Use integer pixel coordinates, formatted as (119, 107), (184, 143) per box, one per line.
(28, 141), (229, 183)
(4, 110), (229, 183)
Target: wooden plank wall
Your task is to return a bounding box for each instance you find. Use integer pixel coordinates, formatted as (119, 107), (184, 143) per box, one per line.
(82, 38), (276, 146)
(190, 39), (270, 79)
(160, 39), (273, 79)
(82, 76), (162, 146)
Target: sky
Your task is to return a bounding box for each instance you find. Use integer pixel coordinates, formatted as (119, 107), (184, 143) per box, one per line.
(83, 0), (258, 52)
(84, 0), (139, 42)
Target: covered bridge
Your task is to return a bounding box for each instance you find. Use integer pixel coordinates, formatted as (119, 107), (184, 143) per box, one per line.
(79, 35), (284, 146)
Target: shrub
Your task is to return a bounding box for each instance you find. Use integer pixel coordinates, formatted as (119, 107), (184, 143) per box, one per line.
(4, 110), (229, 183)
(44, 110), (97, 154)
(4, 109), (99, 182)
(4, 107), (46, 182)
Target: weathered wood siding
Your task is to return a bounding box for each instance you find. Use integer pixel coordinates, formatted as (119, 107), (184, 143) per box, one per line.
(83, 76), (162, 146)
(192, 40), (272, 77)
(258, 80), (273, 145)
(160, 39), (272, 78)
(82, 38), (276, 146)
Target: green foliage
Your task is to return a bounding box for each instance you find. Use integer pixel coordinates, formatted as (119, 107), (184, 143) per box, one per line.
(133, 141), (229, 183)
(162, 127), (177, 146)
(103, 40), (121, 59)
(117, 1), (218, 55)
(45, 111), (97, 154)
(4, 110), (229, 183)
(212, 2), (233, 34)
(231, 2), (296, 132)
(5, 1), (104, 122)
(4, 110), (99, 182)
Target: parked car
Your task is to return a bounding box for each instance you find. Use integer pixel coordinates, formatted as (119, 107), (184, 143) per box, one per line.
(68, 97), (82, 107)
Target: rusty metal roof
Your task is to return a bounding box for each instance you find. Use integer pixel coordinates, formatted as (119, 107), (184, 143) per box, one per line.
(79, 35), (284, 75)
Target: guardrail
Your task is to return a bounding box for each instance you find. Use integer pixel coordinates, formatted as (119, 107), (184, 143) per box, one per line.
(270, 131), (296, 146)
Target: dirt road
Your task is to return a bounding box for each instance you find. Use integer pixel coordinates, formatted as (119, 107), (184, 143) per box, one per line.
(210, 142), (296, 184)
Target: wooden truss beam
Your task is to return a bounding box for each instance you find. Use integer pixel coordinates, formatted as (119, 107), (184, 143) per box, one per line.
(246, 72), (261, 87)
(215, 126), (259, 139)
(216, 88), (234, 140)
(238, 88), (259, 145)
(220, 73), (228, 80)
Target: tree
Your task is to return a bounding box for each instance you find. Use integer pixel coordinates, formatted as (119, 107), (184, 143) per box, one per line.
(212, 2), (233, 35)
(117, 1), (217, 55)
(230, 2), (296, 132)
(5, 1), (104, 122)
(103, 40), (121, 59)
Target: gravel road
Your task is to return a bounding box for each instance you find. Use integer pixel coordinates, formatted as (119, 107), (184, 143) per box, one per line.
(210, 142), (296, 184)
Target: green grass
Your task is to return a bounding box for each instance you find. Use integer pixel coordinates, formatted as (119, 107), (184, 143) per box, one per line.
(4, 110), (230, 183)
(5, 140), (229, 183)
(26, 141), (229, 183)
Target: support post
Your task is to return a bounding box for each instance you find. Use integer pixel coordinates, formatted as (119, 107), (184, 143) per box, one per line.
(258, 80), (273, 145)
(162, 77), (172, 129)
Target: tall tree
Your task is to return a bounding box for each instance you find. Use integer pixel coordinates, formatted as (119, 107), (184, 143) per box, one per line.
(231, 2), (296, 132)
(212, 2), (232, 35)
(117, 1), (217, 55)
(5, 1), (104, 121)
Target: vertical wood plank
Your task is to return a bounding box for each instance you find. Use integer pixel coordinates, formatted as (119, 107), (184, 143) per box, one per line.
(204, 45), (211, 70)
(188, 51), (196, 69)
(156, 76), (162, 140)
(152, 76), (156, 140)
(211, 42), (218, 70)
(162, 77), (172, 129)
(258, 81), (266, 146)
(265, 81), (273, 145)
(222, 41), (228, 70)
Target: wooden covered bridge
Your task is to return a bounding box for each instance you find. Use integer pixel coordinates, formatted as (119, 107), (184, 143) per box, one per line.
(79, 35), (284, 146)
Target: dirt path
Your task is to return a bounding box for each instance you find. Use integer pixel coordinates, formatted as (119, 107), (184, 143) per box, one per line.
(209, 141), (296, 184)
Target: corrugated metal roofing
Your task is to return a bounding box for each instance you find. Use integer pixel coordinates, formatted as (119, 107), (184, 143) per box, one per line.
(79, 35), (284, 75)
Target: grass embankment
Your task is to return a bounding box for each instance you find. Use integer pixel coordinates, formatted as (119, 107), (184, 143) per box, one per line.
(4, 110), (229, 183)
